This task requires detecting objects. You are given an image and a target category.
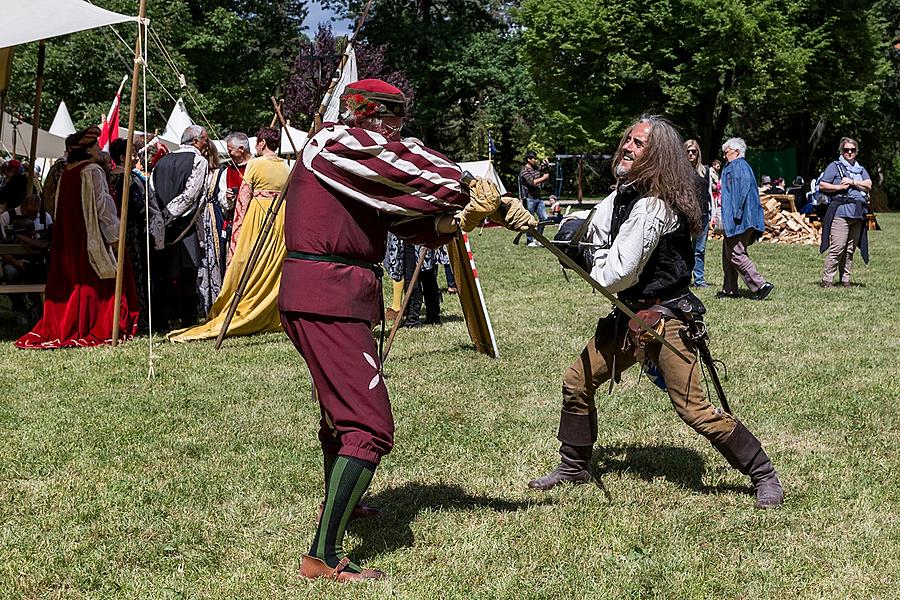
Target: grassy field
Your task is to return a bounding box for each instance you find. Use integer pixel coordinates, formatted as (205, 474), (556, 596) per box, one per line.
(2, 214), (899, 599)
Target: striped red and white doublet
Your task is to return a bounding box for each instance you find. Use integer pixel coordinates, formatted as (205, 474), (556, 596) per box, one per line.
(303, 124), (466, 217)
(280, 124), (469, 323)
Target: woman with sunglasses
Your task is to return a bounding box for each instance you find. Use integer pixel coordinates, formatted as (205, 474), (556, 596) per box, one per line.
(817, 137), (872, 287)
(684, 139), (716, 288)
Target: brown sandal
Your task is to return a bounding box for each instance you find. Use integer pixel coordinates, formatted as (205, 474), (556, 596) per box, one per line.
(299, 555), (386, 582)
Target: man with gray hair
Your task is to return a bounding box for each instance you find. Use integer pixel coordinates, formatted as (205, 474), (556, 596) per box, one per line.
(717, 137), (773, 300)
(149, 124), (210, 328)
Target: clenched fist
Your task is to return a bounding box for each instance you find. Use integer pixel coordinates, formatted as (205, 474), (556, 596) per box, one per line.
(458, 176), (502, 231)
(489, 197), (538, 232)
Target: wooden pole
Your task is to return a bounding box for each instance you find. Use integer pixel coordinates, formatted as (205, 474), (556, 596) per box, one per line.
(273, 96), (301, 159)
(577, 155), (583, 204)
(381, 247), (426, 364)
(213, 97), (299, 350)
(111, 0), (148, 347)
(26, 41), (45, 196)
(269, 99), (283, 128)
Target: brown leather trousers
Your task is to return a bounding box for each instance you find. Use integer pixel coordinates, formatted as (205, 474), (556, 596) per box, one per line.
(561, 312), (736, 445)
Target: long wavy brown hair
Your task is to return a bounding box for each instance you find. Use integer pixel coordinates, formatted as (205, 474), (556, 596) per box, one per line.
(612, 115), (701, 235)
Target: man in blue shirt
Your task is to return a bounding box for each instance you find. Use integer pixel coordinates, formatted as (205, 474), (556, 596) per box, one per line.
(717, 138), (773, 300)
(519, 151), (550, 246)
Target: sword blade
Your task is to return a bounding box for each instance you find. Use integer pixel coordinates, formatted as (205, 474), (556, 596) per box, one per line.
(528, 227), (691, 363)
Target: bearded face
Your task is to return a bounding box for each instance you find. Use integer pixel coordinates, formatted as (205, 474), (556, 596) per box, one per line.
(614, 122), (652, 179)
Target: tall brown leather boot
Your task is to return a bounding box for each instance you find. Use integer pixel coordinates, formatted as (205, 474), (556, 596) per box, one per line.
(713, 420), (784, 508)
(528, 410), (595, 491)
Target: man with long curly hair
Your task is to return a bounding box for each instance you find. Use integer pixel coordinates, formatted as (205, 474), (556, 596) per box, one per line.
(527, 115), (783, 510)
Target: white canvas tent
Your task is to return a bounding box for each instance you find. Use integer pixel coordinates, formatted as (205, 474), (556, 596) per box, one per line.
(457, 160), (508, 195)
(279, 124), (307, 155)
(1, 110), (66, 158)
(48, 100), (76, 137)
(0, 0), (135, 160)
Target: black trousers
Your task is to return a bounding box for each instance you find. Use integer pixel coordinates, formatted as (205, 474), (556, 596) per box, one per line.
(403, 244), (440, 325)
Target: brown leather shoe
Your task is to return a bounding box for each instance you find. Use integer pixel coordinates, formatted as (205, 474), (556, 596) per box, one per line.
(299, 555), (386, 582)
(316, 502), (381, 525)
(385, 308), (400, 321)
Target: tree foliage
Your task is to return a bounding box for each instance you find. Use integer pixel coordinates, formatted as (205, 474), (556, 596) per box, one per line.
(2, 0), (897, 203)
(517, 0), (897, 200)
(283, 24), (414, 130)
(5, 0), (307, 138)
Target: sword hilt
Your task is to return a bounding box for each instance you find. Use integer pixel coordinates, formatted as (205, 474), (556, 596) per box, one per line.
(514, 220), (555, 245)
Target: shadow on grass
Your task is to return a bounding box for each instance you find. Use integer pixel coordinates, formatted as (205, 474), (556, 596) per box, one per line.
(593, 444), (748, 496)
(350, 482), (547, 562)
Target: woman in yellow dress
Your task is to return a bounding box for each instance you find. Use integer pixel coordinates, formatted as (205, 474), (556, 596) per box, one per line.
(169, 127), (290, 342)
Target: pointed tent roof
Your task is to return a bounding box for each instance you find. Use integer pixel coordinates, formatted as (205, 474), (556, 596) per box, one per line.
(457, 160), (508, 195)
(279, 124), (308, 156)
(160, 98), (195, 145)
(49, 101), (76, 137)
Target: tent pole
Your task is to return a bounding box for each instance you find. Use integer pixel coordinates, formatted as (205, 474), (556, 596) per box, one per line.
(26, 41), (46, 195)
(111, 0), (148, 347)
(577, 155), (583, 204)
(0, 95), (6, 149)
(272, 96), (301, 160)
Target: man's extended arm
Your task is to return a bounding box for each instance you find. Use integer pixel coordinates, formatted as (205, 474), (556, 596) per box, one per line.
(304, 125), (469, 216)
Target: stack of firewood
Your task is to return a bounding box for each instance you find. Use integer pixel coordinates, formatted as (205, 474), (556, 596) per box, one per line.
(759, 196), (821, 245)
(709, 196), (821, 244)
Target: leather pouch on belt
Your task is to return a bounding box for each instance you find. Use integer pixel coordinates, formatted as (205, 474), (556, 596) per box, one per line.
(627, 308), (666, 363)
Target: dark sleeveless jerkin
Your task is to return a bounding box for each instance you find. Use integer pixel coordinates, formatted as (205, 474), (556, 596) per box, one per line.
(606, 184), (694, 303)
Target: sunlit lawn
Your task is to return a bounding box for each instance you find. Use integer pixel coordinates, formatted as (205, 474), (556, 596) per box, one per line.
(2, 214), (899, 599)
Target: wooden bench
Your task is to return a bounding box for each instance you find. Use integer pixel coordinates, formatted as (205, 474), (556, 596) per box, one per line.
(0, 283), (46, 295)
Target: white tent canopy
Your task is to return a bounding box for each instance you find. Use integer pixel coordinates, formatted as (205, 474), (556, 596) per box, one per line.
(457, 160), (508, 195)
(279, 124), (307, 155)
(1, 110), (66, 158)
(0, 0), (135, 49)
(49, 100), (76, 137)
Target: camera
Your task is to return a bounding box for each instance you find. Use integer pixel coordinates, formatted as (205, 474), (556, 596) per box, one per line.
(539, 159), (556, 172)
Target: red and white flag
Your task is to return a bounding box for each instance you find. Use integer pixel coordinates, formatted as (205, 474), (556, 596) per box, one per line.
(98, 75), (127, 151)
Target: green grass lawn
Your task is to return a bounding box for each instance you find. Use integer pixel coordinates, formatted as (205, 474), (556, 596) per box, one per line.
(2, 215), (899, 599)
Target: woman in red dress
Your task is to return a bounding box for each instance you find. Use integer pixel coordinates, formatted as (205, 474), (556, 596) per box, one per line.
(16, 126), (139, 349)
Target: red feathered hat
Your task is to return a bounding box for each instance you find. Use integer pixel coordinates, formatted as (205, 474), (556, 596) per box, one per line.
(341, 79), (407, 120)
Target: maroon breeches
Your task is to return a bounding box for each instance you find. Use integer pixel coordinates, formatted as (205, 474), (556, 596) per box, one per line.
(280, 312), (394, 465)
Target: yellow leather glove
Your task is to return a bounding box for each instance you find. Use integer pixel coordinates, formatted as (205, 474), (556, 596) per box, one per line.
(489, 196), (538, 232)
(458, 177), (502, 232)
